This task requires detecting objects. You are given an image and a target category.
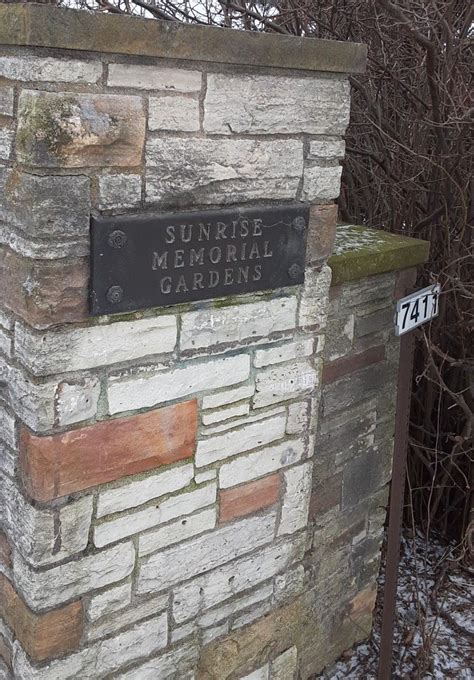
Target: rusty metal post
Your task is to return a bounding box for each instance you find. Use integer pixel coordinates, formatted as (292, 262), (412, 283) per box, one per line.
(378, 330), (416, 680)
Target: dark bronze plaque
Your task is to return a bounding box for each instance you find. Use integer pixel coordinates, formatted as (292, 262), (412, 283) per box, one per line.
(90, 204), (309, 315)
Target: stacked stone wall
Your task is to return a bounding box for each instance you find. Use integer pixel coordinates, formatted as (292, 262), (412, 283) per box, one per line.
(0, 7), (428, 679)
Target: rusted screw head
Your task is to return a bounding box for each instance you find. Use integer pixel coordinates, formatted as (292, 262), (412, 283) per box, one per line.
(288, 263), (302, 280)
(106, 285), (124, 304)
(108, 230), (127, 249)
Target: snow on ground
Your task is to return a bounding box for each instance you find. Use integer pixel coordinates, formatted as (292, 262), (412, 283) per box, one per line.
(316, 530), (473, 679)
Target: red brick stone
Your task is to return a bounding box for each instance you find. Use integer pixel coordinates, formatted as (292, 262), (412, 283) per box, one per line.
(1, 247), (88, 326)
(20, 399), (198, 502)
(306, 204), (338, 264)
(348, 585), (377, 619)
(394, 266), (417, 299)
(0, 573), (83, 662)
(309, 472), (342, 519)
(219, 474), (280, 524)
(0, 531), (12, 570)
(322, 345), (385, 384)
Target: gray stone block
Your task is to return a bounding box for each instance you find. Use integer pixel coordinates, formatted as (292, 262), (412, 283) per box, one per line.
(0, 169), (90, 239)
(342, 448), (389, 509)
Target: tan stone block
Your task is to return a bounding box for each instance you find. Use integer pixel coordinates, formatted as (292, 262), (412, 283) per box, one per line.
(16, 90), (145, 167)
(0, 573), (83, 662)
(306, 204), (338, 264)
(1, 247), (88, 327)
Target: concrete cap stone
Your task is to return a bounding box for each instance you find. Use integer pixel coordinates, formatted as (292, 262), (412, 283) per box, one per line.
(329, 224), (430, 284)
(0, 4), (367, 74)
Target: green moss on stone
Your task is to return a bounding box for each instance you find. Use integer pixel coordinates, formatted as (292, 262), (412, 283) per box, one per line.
(329, 225), (429, 285)
(16, 93), (75, 164)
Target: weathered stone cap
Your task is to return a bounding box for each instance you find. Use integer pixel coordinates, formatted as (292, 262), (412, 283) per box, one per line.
(329, 225), (430, 284)
(0, 4), (366, 74)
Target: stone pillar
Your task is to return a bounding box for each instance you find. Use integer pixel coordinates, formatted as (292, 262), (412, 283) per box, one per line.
(0, 5), (425, 679)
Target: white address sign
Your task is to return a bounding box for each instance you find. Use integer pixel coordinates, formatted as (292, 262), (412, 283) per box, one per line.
(395, 284), (441, 336)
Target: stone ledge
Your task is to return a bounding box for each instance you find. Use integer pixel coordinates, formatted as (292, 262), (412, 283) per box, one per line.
(329, 224), (430, 285)
(0, 4), (366, 74)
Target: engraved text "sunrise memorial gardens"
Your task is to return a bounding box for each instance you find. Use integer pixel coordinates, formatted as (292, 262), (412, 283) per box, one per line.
(151, 219), (273, 296)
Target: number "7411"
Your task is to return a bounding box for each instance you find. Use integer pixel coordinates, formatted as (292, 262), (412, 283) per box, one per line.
(395, 284), (441, 336)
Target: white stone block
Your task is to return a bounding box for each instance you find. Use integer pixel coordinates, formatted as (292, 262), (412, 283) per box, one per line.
(198, 583), (273, 628)
(301, 165), (343, 201)
(274, 564), (305, 604)
(96, 462), (194, 517)
(286, 401), (309, 435)
(0, 310), (13, 332)
(232, 599), (272, 630)
(15, 316), (177, 375)
(202, 406), (285, 436)
(146, 138), (303, 206)
(13, 542), (135, 609)
(149, 95), (200, 131)
(115, 642), (199, 680)
(254, 338), (313, 368)
(0, 327), (12, 358)
(180, 298), (297, 351)
(108, 64), (201, 92)
(107, 354), (250, 414)
(87, 581), (132, 623)
(194, 469), (217, 484)
(139, 507), (217, 556)
(204, 74), (350, 135)
(202, 621), (229, 645)
(219, 439), (304, 489)
(202, 402), (250, 425)
(0, 442), (15, 477)
(55, 377), (101, 427)
(137, 511), (276, 594)
(1, 473), (93, 567)
(195, 413), (286, 467)
(254, 361), (318, 408)
(0, 127), (13, 160)
(86, 593), (169, 641)
(98, 173), (142, 209)
(241, 665), (269, 680)
(277, 461), (313, 536)
(94, 483), (216, 547)
(57, 497), (94, 563)
(271, 646), (298, 679)
(13, 615), (167, 680)
(202, 384), (255, 410)
(0, 358), (57, 431)
(171, 621), (196, 643)
(0, 56), (101, 83)
(298, 265), (332, 329)
(0, 405), (15, 449)
(308, 139), (346, 160)
(0, 87), (14, 116)
(172, 534), (305, 623)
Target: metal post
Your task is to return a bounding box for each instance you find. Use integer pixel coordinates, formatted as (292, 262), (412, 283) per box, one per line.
(377, 330), (416, 680)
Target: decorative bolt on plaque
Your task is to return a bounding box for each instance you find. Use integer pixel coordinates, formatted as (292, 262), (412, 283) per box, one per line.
(108, 230), (127, 249)
(106, 285), (124, 304)
(292, 216), (306, 233)
(288, 263), (302, 280)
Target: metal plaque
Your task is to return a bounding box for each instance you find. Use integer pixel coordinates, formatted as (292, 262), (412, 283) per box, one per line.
(90, 204), (309, 316)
